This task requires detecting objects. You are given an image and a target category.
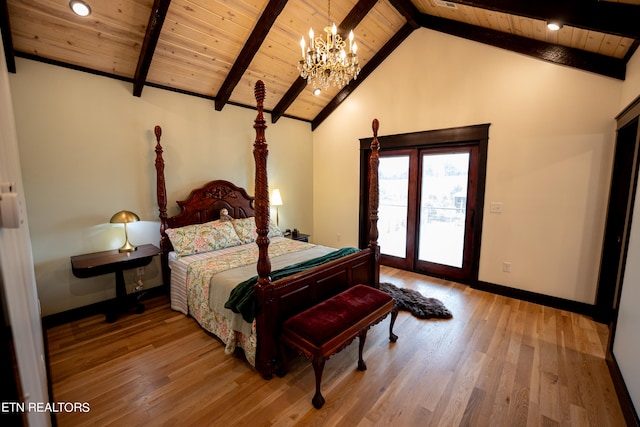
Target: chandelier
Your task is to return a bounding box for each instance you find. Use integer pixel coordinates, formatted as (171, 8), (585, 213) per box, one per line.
(297, 0), (360, 92)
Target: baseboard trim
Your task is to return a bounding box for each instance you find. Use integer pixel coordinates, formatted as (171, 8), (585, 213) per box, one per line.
(607, 350), (640, 426)
(41, 286), (167, 329)
(474, 280), (595, 318)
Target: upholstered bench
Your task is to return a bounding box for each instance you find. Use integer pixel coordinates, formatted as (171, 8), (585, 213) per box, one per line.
(280, 284), (398, 409)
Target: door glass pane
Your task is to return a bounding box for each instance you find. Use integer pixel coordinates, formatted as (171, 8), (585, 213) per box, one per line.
(379, 156), (409, 258)
(419, 152), (469, 267)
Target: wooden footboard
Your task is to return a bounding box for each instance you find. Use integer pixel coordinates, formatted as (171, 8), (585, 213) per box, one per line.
(254, 248), (377, 378)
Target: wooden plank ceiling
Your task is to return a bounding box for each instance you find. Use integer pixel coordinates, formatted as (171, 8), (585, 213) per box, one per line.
(2, 0), (639, 129)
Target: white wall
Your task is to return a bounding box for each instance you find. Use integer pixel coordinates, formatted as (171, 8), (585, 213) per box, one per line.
(313, 28), (622, 304)
(613, 47), (640, 414)
(0, 36), (50, 426)
(9, 58), (313, 316)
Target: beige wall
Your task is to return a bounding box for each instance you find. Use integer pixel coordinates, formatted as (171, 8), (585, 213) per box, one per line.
(313, 28), (623, 304)
(9, 58), (313, 316)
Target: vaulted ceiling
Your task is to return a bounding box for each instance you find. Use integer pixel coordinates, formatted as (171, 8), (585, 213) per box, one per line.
(2, 0), (639, 129)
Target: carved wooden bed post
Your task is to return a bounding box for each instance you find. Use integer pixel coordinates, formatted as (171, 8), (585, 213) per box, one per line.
(368, 119), (381, 288)
(252, 80), (271, 287)
(252, 80), (276, 378)
(154, 125), (171, 287)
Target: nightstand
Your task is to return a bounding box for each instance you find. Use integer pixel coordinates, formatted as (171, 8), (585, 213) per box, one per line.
(71, 244), (161, 322)
(287, 233), (309, 242)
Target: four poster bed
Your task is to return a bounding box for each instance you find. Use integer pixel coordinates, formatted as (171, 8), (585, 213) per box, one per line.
(153, 80), (382, 379)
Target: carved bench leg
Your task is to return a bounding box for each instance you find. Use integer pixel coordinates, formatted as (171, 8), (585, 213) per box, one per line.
(311, 356), (326, 409)
(357, 330), (368, 371)
(389, 305), (399, 343)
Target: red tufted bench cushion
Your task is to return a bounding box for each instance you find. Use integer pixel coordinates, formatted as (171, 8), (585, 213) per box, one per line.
(280, 284), (398, 409)
(283, 284), (393, 346)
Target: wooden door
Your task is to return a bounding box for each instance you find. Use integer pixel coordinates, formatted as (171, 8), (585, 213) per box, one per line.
(360, 124), (488, 285)
(595, 117), (640, 323)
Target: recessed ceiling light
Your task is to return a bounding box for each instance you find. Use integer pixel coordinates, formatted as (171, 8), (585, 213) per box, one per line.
(546, 21), (562, 31)
(313, 88), (321, 96)
(69, 0), (91, 17)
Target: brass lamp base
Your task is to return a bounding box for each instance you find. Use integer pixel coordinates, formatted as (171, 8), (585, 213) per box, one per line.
(118, 240), (137, 253)
(118, 222), (136, 252)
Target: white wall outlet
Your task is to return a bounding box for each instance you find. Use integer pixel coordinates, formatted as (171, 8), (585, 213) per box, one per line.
(490, 202), (503, 213)
(503, 262), (511, 273)
(136, 267), (145, 276)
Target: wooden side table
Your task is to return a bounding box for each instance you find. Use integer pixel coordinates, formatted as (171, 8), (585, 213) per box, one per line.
(71, 244), (161, 322)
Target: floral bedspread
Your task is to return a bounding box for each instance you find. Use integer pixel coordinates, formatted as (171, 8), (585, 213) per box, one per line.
(184, 238), (313, 366)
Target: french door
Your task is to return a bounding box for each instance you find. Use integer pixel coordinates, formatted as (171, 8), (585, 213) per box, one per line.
(360, 124), (488, 284)
(378, 146), (478, 281)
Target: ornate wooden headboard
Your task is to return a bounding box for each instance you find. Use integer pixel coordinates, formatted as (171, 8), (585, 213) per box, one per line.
(165, 180), (255, 230)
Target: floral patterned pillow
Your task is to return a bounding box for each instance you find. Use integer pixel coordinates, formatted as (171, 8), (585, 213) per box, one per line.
(268, 220), (284, 238)
(232, 217), (283, 244)
(165, 220), (242, 257)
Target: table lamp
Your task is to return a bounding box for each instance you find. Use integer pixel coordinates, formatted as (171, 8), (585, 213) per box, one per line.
(110, 210), (140, 252)
(271, 189), (283, 226)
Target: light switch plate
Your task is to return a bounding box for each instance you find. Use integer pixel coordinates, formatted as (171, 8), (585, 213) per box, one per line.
(0, 192), (23, 228)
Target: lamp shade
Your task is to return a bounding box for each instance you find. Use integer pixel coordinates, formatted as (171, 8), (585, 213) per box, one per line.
(110, 210), (140, 224)
(271, 189), (283, 206)
(110, 210), (140, 252)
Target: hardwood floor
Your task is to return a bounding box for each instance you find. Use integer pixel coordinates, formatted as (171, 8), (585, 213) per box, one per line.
(46, 266), (625, 426)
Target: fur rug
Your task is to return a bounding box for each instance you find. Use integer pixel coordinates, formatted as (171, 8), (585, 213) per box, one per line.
(380, 282), (452, 319)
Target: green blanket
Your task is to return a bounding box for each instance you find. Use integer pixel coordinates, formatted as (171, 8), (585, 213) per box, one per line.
(224, 247), (360, 322)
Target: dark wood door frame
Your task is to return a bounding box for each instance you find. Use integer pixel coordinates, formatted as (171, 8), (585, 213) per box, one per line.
(596, 96), (640, 326)
(359, 123), (489, 285)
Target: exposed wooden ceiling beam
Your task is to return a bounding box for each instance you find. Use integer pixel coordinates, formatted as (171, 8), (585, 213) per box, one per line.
(625, 40), (640, 62)
(445, 0), (640, 39)
(271, 77), (307, 123)
(271, 0), (379, 124)
(1, 0), (16, 73)
(133, 0), (171, 97)
(418, 13), (626, 80)
(336, 0), (381, 33)
(387, 0), (421, 28)
(311, 23), (417, 130)
(214, 0), (288, 111)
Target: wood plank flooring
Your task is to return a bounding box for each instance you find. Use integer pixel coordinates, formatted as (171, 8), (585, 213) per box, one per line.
(46, 266), (625, 426)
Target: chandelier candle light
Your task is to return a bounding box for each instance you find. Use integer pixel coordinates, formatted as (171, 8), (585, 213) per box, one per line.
(298, 0), (360, 92)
